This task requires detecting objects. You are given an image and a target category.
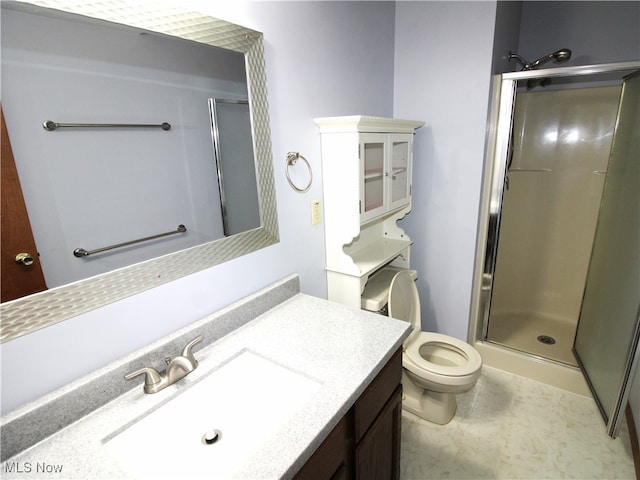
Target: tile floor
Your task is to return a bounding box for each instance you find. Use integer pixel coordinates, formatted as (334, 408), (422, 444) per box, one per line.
(400, 365), (636, 479)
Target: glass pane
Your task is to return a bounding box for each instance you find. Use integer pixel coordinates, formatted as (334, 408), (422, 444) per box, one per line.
(574, 72), (640, 433)
(363, 142), (384, 213)
(391, 141), (409, 202)
(486, 86), (620, 366)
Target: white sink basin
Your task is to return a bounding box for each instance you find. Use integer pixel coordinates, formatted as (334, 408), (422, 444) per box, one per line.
(104, 350), (322, 479)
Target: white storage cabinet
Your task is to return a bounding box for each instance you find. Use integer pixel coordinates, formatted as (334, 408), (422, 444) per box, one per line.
(315, 116), (424, 309)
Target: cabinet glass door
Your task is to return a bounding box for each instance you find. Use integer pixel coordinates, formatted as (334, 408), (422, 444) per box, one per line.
(388, 136), (412, 211)
(360, 134), (386, 222)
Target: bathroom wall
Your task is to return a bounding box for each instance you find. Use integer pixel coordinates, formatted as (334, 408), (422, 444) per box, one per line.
(1, 0), (396, 414)
(519, 1), (640, 66)
(490, 1), (523, 74)
(393, 1), (498, 339)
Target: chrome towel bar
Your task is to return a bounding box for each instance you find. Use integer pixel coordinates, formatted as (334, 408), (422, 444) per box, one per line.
(74, 224), (187, 258)
(43, 120), (171, 131)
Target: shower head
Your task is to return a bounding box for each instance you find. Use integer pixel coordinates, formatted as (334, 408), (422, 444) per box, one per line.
(529, 48), (572, 69)
(507, 48), (572, 71)
(551, 48), (572, 62)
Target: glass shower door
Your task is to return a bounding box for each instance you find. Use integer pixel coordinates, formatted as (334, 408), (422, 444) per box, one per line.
(573, 72), (640, 437)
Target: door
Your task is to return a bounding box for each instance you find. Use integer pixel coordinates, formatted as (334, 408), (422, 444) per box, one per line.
(360, 133), (387, 223)
(1, 107), (48, 302)
(387, 134), (413, 212)
(359, 133), (413, 223)
(573, 71), (640, 437)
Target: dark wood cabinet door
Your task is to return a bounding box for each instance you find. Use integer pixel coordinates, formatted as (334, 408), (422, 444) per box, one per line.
(294, 415), (352, 480)
(355, 387), (402, 480)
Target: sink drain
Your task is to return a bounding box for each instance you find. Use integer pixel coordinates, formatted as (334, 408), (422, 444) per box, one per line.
(202, 429), (222, 445)
(537, 335), (556, 345)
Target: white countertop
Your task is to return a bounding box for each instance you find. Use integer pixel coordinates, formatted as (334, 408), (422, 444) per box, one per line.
(2, 292), (410, 479)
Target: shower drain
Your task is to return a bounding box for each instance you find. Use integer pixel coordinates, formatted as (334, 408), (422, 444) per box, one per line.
(537, 335), (556, 345)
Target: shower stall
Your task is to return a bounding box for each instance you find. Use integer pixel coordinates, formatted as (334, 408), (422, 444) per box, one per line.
(470, 60), (640, 437)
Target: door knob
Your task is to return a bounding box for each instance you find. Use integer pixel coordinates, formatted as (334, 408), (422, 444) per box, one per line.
(15, 252), (35, 266)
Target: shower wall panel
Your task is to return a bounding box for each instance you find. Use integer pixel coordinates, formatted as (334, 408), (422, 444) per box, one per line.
(490, 86), (621, 328)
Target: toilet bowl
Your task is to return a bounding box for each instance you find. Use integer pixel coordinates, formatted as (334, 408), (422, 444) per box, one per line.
(362, 267), (482, 425)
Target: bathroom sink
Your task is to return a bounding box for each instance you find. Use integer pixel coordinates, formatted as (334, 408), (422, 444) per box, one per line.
(104, 350), (321, 479)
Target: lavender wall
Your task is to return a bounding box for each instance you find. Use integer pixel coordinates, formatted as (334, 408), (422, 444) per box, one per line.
(1, 1), (396, 414)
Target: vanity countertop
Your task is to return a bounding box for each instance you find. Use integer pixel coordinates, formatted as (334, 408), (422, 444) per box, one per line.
(1, 291), (410, 479)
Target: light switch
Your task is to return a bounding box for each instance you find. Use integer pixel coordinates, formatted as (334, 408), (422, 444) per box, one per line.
(311, 199), (322, 225)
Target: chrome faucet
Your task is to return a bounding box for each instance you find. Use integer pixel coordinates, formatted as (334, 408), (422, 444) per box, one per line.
(124, 335), (204, 394)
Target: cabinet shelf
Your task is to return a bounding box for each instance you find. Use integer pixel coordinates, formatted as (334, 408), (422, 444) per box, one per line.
(364, 168), (384, 180)
(364, 167), (407, 179)
(348, 238), (411, 277)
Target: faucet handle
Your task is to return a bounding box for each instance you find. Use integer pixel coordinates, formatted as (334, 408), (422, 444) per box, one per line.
(181, 335), (204, 364)
(125, 367), (162, 386)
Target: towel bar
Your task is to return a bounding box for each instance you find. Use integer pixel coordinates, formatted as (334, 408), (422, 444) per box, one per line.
(43, 120), (171, 131)
(74, 225), (186, 258)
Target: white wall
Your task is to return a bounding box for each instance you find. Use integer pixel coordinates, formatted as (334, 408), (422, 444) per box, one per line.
(1, 0), (396, 414)
(393, 1), (497, 340)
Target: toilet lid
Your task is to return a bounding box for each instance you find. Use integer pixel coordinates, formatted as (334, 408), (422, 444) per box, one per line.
(388, 271), (421, 328)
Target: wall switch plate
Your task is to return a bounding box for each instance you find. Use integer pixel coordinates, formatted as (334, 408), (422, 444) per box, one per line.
(311, 199), (322, 225)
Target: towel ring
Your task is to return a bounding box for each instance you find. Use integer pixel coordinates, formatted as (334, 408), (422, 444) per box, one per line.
(285, 152), (313, 193)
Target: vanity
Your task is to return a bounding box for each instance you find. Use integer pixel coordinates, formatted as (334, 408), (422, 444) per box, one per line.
(1, 275), (410, 479)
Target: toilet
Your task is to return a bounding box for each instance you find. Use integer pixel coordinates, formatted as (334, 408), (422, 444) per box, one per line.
(362, 267), (482, 425)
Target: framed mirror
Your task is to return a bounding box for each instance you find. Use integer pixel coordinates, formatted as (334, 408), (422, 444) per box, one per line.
(0, 0), (279, 342)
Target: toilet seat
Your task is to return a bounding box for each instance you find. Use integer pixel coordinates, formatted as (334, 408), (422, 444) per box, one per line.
(388, 271), (482, 378)
(404, 332), (483, 377)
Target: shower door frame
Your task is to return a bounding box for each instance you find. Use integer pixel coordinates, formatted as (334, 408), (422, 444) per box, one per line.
(469, 61), (640, 426)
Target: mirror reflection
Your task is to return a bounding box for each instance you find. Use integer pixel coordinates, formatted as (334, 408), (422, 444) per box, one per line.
(210, 99), (261, 237)
(2, 4), (257, 294)
(0, 1), (278, 341)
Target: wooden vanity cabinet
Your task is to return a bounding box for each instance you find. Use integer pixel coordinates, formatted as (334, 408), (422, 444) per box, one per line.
(294, 348), (402, 480)
(293, 414), (352, 479)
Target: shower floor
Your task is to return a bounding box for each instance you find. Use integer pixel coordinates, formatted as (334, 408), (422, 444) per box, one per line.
(487, 312), (578, 366)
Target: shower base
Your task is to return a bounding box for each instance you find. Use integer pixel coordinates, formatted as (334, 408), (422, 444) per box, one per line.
(487, 312), (578, 367)
(473, 340), (590, 396)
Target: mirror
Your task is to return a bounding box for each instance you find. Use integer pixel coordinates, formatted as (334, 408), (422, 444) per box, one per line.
(0, 0), (278, 342)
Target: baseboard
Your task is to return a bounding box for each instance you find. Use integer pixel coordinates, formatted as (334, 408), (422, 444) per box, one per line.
(627, 402), (640, 480)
